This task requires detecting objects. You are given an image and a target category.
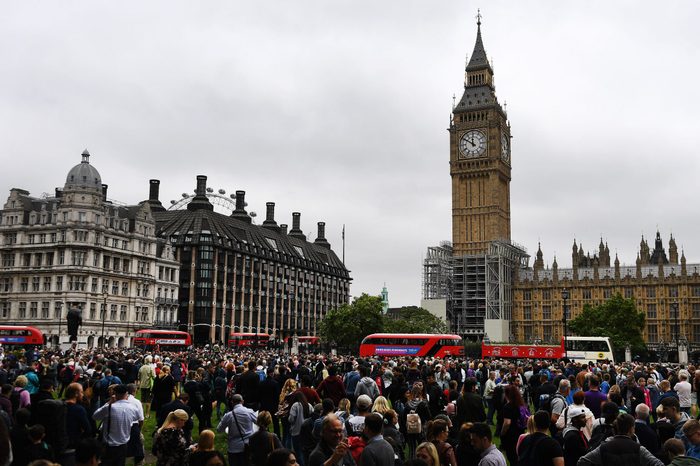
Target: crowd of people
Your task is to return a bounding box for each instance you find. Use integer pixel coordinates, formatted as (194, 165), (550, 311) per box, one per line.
(1, 345), (700, 466)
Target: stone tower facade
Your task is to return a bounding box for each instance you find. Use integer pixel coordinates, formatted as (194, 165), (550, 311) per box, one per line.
(450, 15), (511, 256)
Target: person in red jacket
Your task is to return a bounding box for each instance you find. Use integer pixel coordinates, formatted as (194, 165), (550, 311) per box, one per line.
(317, 366), (346, 407)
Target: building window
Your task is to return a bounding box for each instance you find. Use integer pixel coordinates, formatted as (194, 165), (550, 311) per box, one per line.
(669, 286), (679, 298)
(58, 250), (65, 265)
(603, 288), (612, 299)
(45, 252), (53, 266)
(54, 302), (62, 319)
(20, 278), (28, 292)
(43, 277), (51, 292)
(0, 302), (9, 319)
(32, 277), (40, 292)
(92, 278), (98, 293)
(1, 253), (15, 267)
(646, 287), (656, 298)
(112, 281), (119, 294)
(523, 291), (532, 301)
(583, 289), (592, 300)
(120, 305), (127, 321)
(30, 302), (38, 318)
(543, 325), (552, 342)
(542, 305), (551, 320)
(90, 303), (96, 320)
(647, 303), (657, 319)
(648, 324), (658, 343)
(121, 283), (129, 296)
(542, 289), (551, 300)
(100, 304), (106, 320)
(694, 303), (700, 318)
(692, 286), (700, 297)
(56, 276), (63, 291)
(110, 304), (117, 320)
(41, 302), (49, 319)
(523, 306), (532, 320)
(19, 302), (26, 319)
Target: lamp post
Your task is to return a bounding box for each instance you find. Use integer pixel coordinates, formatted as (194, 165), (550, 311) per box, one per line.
(561, 288), (569, 359)
(57, 302), (63, 349)
(672, 301), (680, 362)
(101, 292), (107, 348)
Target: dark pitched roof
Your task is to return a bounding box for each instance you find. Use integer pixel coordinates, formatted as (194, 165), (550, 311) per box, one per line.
(153, 209), (350, 279)
(466, 23), (492, 73)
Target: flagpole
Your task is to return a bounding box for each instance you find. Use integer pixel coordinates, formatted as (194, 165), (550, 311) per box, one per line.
(342, 224), (345, 264)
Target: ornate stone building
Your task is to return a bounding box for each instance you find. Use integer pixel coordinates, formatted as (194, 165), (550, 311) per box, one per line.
(512, 232), (700, 349)
(0, 151), (179, 347)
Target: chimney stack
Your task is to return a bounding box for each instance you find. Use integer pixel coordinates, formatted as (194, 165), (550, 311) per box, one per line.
(147, 179), (165, 212)
(102, 184), (108, 198)
(262, 202), (279, 231)
(231, 190), (252, 223)
(314, 222), (331, 248)
(280, 224), (288, 235)
(187, 175), (213, 211)
(289, 212), (306, 240)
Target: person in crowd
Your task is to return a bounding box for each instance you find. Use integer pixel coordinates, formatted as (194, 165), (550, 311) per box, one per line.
(382, 409), (405, 463)
(456, 378), (485, 428)
(152, 365), (177, 416)
(562, 407), (588, 466)
(416, 442), (441, 466)
(335, 398), (351, 425)
(308, 414), (355, 466)
(267, 449), (299, 466)
(12, 375), (31, 412)
(158, 393), (194, 443)
(218, 394), (256, 466)
(403, 382), (431, 459)
(516, 411), (564, 466)
(556, 390), (593, 438)
(259, 367), (282, 438)
(354, 366), (379, 401)
(577, 413), (663, 466)
(288, 391), (312, 466)
(583, 376), (607, 419)
(676, 372), (693, 415)
(370, 396), (390, 416)
(152, 409), (190, 466)
(635, 403), (661, 457)
(238, 362), (261, 411)
(64, 382), (93, 450)
(92, 384), (143, 466)
(455, 423), (479, 466)
(662, 397), (691, 445)
(137, 355), (155, 419)
(249, 411), (283, 466)
(360, 413), (395, 466)
(426, 418), (457, 466)
(316, 366), (345, 408)
(346, 394), (372, 437)
(468, 423), (506, 466)
(500, 384), (527, 465)
(278, 378), (298, 449)
(681, 420), (700, 460)
(550, 379), (570, 431)
(663, 438), (700, 466)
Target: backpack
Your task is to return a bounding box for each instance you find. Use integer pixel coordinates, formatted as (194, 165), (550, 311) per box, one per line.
(587, 423), (614, 452)
(32, 399), (69, 454)
(517, 405), (531, 431)
(517, 432), (547, 466)
(98, 375), (114, 399)
(406, 410), (422, 435)
(540, 393), (565, 414)
(10, 388), (26, 416)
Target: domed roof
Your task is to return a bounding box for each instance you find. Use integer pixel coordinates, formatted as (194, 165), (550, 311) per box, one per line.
(65, 149), (102, 191)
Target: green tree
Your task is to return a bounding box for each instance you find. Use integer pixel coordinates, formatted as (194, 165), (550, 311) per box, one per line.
(568, 293), (646, 353)
(318, 293), (384, 351)
(383, 306), (448, 334)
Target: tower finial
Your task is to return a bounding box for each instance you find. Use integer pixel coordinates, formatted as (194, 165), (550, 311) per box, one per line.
(476, 9), (482, 27)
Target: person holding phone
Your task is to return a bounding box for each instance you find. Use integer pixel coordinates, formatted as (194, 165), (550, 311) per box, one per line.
(308, 414), (355, 466)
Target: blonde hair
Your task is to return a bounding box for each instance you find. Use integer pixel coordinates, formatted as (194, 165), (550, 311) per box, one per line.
(337, 398), (351, 416)
(14, 375), (28, 388)
(197, 430), (215, 451)
(371, 396), (390, 415)
(280, 379), (297, 402)
(159, 409), (189, 433)
(416, 442), (440, 466)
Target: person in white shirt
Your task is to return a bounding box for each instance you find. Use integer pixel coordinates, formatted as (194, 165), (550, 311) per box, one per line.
(674, 372), (692, 414)
(92, 384), (143, 466)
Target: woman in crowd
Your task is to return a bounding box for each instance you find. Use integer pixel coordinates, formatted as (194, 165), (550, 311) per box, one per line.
(152, 365), (177, 415)
(500, 384), (526, 465)
(335, 398), (351, 424)
(249, 411), (284, 466)
(152, 409), (191, 466)
(267, 449), (298, 466)
(455, 423), (479, 466)
(371, 396), (391, 416)
(415, 442), (440, 466)
(426, 419), (457, 466)
(288, 392), (311, 466)
(403, 382), (431, 459)
(383, 409), (405, 463)
(278, 379), (298, 449)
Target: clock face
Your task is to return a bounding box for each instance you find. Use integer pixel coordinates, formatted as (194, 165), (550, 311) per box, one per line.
(501, 133), (510, 162)
(459, 130), (487, 158)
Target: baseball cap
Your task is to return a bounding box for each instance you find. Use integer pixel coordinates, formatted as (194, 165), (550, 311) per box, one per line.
(568, 406), (586, 418)
(356, 395), (372, 410)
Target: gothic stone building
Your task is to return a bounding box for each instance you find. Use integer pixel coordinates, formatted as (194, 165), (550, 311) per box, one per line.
(512, 232), (700, 350)
(0, 151), (179, 347)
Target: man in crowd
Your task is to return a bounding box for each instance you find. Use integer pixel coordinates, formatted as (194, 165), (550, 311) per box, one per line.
(157, 392), (194, 443)
(217, 394), (257, 466)
(635, 403), (660, 456)
(456, 378), (486, 426)
(550, 379), (570, 432)
(64, 382), (92, 450)
(308, 414), (355, 466)
(583, 376), (607, 419)
(518, 411), (564, 466)
(470, 422), (506, 466)
(360, 413), (394, 466)
(92, 384), (143, 466)
(681, 420), (700, 459)
(562, 407), (588, 466)
(346, 394), (372, 436)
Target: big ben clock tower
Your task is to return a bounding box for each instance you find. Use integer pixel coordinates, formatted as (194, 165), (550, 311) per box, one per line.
(444, 13), (525, 342)
(450, 13), (511, 256)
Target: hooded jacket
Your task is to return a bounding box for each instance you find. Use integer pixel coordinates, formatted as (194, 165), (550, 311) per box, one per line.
(354, 377), (379, 400)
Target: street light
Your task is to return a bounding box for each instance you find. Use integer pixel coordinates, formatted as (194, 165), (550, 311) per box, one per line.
(101, 292), (107, 348)
(57, 302), (63, 349)
(672, 301), (680, 362)
(561, 288), (569, 359)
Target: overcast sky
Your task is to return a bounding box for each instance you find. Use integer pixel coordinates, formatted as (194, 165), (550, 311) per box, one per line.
(2, 2), (699, 307)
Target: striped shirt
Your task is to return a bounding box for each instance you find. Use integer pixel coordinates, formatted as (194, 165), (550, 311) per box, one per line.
(93, 399), (142, 446)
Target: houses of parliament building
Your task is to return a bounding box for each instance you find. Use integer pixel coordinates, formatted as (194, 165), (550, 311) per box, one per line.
(424, 14), (700, 349)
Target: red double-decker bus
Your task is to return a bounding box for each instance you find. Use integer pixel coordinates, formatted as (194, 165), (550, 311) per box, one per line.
(359, 333), (463, 358)
(284, 336), (320, 346)
(228, 332), (270, 348)
(133, 330), (192, 349)
(0, 326), (44, 347)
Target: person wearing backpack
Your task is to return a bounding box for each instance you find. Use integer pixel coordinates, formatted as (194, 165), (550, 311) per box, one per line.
(577, 413), (664, 466)
(501, 385), (529, 466)
(402, 382), (430, 459)
(515, 410), (563, 466)
(562, 407), (588, 466)
(11, 375), (31, 417)
(546, 379), (570, 435)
